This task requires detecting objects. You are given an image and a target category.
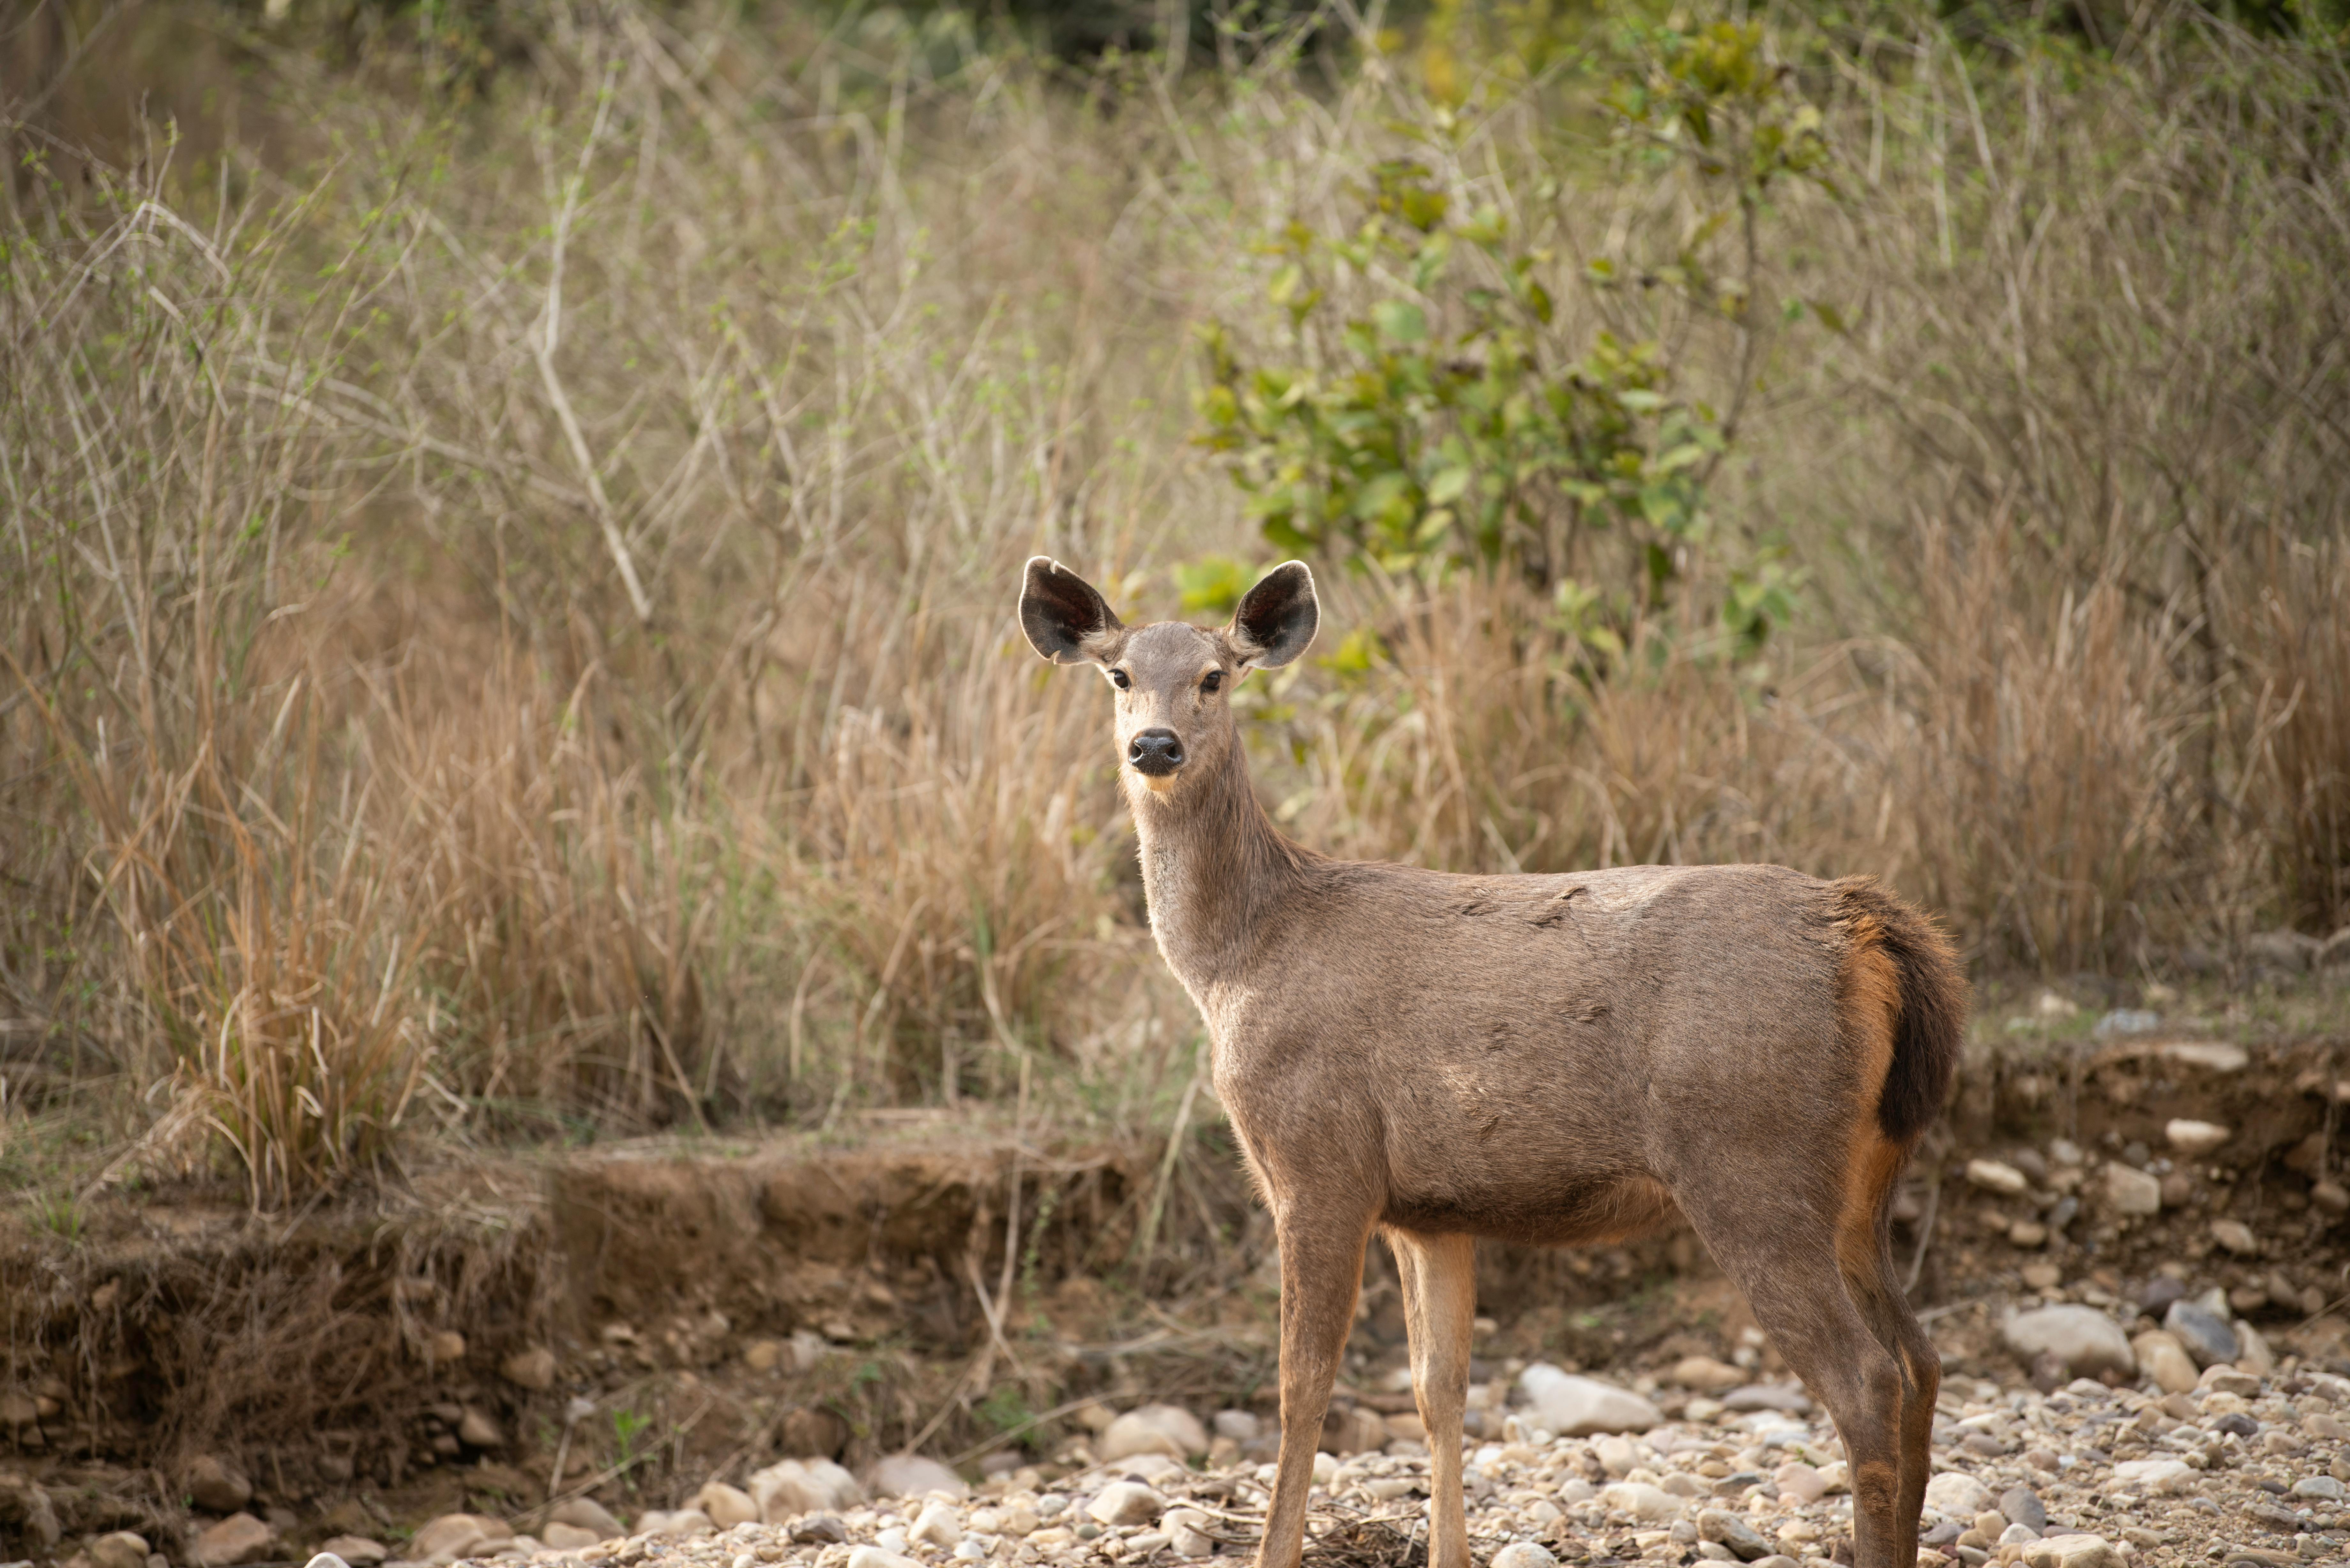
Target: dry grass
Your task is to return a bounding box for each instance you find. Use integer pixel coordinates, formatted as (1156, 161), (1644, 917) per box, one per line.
(2, 0), (2346, 1204)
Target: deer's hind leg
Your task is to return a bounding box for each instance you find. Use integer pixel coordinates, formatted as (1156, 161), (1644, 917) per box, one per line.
(1842, 1146), (1940, 1568)
(1387, 1228), (1475, 1568)
(1677, 1187), (1912, 1568)
(1256, 1201), (1379, 1568)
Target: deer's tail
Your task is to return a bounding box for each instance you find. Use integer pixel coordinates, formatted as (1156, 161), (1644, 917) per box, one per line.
(1832, 877), (1967, 1144)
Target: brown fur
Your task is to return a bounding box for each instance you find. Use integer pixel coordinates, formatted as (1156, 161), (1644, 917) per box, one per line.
(1018, 559), (1969, 1568)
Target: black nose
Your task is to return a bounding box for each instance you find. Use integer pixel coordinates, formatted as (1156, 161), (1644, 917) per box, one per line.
(1128, 728), (1185, 775)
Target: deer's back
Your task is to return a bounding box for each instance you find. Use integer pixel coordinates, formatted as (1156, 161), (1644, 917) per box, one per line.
(1207, 861), (1870, 1246)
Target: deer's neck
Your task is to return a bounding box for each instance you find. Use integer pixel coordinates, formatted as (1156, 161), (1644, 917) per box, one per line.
(1126, 738), (1300, 1001)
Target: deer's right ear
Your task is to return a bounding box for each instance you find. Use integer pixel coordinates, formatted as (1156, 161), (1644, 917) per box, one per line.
(1020, 557), (1125, 665)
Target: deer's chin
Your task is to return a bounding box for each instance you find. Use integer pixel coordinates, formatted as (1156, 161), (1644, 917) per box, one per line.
(1140, 770), (1181, 795)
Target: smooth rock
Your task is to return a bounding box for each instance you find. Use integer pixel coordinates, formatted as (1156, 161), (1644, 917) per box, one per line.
(867, 1453), (968, 1499)
(2113, 1459), (2195, 1494)
(2158, 1041), (2248, 1073)
(1490, 1545), (1558, 1568)
(186, 1455), (255, 1515)
(2101, 1165), (2162, 1216)
(1104, 1403), (1210, 1460)
(1998, 1489), (2047, 1533)
(1519, 1365), (1664, 1436)
(408, 1514), (511, 1562)
(304, 1555), (350, 1568)
(2292, 1476), (2347, 1501)
(2211, 1218), (2259, 1256)
(1925, 1474), (1995, 1516)
(541, 1524), (602, 1551)
(1089, 1482), (1166, 1527)
(499, 1346), (557, 1391)
(1672, 1357), (1747, 1393)
(428, 1330), (467, 1362)
(2000, 1525), (2043, 1546)
(2199, 1365), (2260, 1395)
(2166, 1120), (2231, 1156)
(2132, 1332), (2200, 1394)
(91, 1531), (152, 1568)
(2021, 1536), (2122, 1568)
(910, 1503), (963, 1548)
(2001, 1306), (2135, 1378)
(694, 1482), (761, 1529)
(1773, 1462), (1826, 1504)
(2165, 1301), (2239, 1366)
(1159, 1507), (1215, 1559)
(319, 1540), (387, 1568)
(1213, 1409), (1262, 1442)
(1600, 1482), (1680, 1522)
(191, 1514), (277, 1568)
(1967, 1160), (2030, 1196)
(2237, 1320), (2277, 1376)
(456, 1406), (503, 1448)
(1697, 1509), (1773, 1562)
(791, 1517), (850, 1546)
(752, 1458), (866, 1520)
(549, 1498), (628, 1540)
(1722, 1383), (1810, 1413)
(846, 1549), (924, 1568)
(636, 1508), (714, 1537)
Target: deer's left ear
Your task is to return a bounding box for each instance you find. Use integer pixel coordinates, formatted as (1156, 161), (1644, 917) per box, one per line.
(1020, 557), (1125, 665)
(1226, 561), (1317, 669)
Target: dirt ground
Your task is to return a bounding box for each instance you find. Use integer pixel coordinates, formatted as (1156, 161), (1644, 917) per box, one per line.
(5, 976), (2350, 1564)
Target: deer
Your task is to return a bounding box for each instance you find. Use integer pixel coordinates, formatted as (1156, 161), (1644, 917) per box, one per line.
(1017, 555), (1967, 1568)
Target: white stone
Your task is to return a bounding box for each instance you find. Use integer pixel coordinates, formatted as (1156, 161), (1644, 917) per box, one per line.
(542, 1524), (602, 1551)
(2130, 1333), (2199, 1394)
(1212, 1409), (1261, 1442)
(91, 1532), (152, 1568)
(2164, 1120), (2230, 1156)
(1966, 1160), (2029, 1195)
(846, 1549), (924, 1568)
(1162, 1508), (1216, 1558)
(2021, 1535), (2122, 1568)
(1598, 1483), (1680, 1523)
(1101, 1404), (1209, 1460)
(636, 1510), (714, 1537)
(2294, 1476), (2348, 1501)
(1088, 1482), (1165, 1527)
(408, 1515), (510, 1563)
(866, 1454), (968, 1500)
(2111, 1460), (2194, 1494)
(2101, 1165), (2162, 1216)
(1924, 1474), (1994, 1516)
(2156, 1042), (2248, 1073)
(1671, 1357), (1747, 1392)
(1519, 1365), (1664, 1436)
(910, 1504), (963, 1548)
(317, 1539), (387, 1567)
(2209, 1218), (2258, 1256)
(694, 1483), (760, 1529)
(751, 1458), (867, 1521)
(2000, 1306), (2135, 1378)
(1491, 1545), (1558, 1568)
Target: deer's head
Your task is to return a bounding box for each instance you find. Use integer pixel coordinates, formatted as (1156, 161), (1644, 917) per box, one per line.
(1019, 556), (1318, 797)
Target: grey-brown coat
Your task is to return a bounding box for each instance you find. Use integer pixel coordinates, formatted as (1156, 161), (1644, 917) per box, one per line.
(1018, 557), (1966, 1568)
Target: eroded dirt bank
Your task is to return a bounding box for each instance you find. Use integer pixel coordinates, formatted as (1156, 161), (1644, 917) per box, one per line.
(6, 1019), (2350, 1565)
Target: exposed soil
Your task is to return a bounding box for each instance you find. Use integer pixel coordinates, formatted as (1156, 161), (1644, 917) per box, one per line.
(6, 1002), (2350, 1566)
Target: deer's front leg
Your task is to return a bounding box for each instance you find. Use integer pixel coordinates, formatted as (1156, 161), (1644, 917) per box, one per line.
(1388, 1228), (1475, 1568)
(1255, 1206), (1376, 1568)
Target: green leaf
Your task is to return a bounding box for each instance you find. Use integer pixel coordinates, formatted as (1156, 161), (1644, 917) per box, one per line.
(1174, 555), (1251, 617)
(1372, 301), (1428, 343)
(1427, 465), (1472, 504)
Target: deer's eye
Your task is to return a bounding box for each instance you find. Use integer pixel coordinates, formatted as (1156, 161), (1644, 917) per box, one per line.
(1109, 669), (1131, 690)
(1201, 671), (1223, 695)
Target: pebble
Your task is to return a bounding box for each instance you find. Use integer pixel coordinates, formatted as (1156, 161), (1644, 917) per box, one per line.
(2164, 1299), (2240, 1366)
(190, 1514), (277, 1568)
(504, 1314), (2350, 1568)
(2102, 1164), (2163, 1215)
(1086, 1482), (1164, 1526)
(1489, 1544), (1558, 1568)
(1967, 1159), (2031, 1196)
(2165, 1119), (2231, 1155)
(2000, 1306), (2135, 1379)
(91, 1531), (152, 1568)
(1518, 1364), (1664, 1435)
(186, 1455), (255, 1515)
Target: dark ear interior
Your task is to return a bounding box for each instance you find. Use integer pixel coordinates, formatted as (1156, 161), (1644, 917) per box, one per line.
(1020, 556), (1123, 665)
(1228, 560), (1318, 669)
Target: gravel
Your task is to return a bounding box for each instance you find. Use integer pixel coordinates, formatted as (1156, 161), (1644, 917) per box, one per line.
(422, 1368), (2350, 1568)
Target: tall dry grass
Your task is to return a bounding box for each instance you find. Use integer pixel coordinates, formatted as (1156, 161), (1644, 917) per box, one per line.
(1, 0), (2345, 1203)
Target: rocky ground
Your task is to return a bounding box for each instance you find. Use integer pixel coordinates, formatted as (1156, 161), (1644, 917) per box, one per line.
(121, 1334), (2348, 1568)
